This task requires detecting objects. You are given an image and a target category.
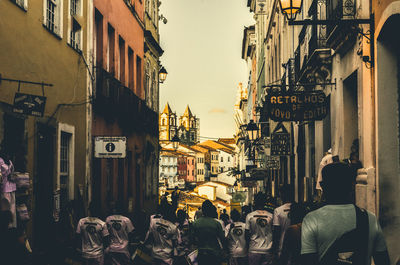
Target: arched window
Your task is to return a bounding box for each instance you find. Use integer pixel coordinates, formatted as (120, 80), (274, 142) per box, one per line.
(146, 0), (150, 14)
(152, 69), (157, 110)
(145, 60), (151, 107)
(152, 0), (157, 23)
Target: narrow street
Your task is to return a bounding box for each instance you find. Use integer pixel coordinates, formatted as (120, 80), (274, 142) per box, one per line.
(0, 0), (399, 264)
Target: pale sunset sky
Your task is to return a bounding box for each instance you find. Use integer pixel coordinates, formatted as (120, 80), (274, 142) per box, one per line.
(159, 0), (255, 139)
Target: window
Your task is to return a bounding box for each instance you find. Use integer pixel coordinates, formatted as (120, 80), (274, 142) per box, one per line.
(59, 126), (74, 211)
(128, 47), (134, 89)
(70, 0), (78, 15)
(152, 69), (157, 110)
(145, 61), (151, 107)
(107, 24), (115, 73)
(44, 0), (62, 36)
(192, 170), (194, 176)
(145, 0), (150, 14)
(95, 10), (103, 65)
(119, 37), (125, 83)
(152, 0), (157, 23)
(228, 156), (230, 162)
(69, 19), (82, 51)
(11, 0), (28, 10)
(136, 56), (142, 95)
(221, 156), (223, 162)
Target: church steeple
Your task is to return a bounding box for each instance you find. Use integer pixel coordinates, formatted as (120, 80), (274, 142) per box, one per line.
(183, 105), (193, 117)
(162, 102), (173, 114)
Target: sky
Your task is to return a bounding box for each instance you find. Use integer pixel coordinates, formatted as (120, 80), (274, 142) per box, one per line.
(159, 0), (255, 139)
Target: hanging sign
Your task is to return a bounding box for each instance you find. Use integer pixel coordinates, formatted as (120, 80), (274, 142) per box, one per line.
(265, 90), (328, 121)
(13, 93), (47, 117)
(271, 123), (291, 156)
(265, 156), (280, 169)
(94, 136), (126, 158)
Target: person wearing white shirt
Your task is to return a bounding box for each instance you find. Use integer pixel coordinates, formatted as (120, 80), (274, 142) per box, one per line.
(272, 185), (292, 258)
(245, 193), (273, 265)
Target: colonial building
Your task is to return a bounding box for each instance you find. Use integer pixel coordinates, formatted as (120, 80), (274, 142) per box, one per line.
(92, 0), (159, 216)
(0, 0), (92, 252)
(242, 0), (400, 260)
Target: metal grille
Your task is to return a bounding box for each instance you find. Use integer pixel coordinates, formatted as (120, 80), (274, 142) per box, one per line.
(46, 0), (56, 33)
(70, 29), (80, 50)
(60, 132), (70, 176)
(70, 0), (78, 15)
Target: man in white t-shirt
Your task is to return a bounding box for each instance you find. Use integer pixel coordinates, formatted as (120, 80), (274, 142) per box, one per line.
(245, 193), (273, 265)
(225, 209), (247, 265)
(301, 163), (390, 265)
(272, 185), (292, 258)
(144, 204), (179, 265)
(76, 202), (110, 265)
(105, 202), (135, 265)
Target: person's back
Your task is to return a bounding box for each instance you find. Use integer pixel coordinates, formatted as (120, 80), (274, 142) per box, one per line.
(225, 209), (247, 265)
(148, 214), (179, 263)
(245, 209), (273, 253)
(273, 185), (293, 257)
(245, 193), (273, 265)
(105, 214), (134, 261)
(302, 205), (386, 264)
(301, 163), (389, 265)
(193, 200), (225, 265)
(176, 210), (191, 257)
(273, 202), (291, 255)
(193, 216), (224, 254)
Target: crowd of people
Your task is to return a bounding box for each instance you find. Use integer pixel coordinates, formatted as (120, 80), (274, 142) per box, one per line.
(0, 162), (392, 265)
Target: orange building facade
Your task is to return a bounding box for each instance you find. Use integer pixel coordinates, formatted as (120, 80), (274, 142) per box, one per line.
(92, 0), (159, 217)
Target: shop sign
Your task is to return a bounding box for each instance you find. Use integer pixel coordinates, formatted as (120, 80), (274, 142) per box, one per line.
(271, 124), (291, 156)
(265, 90), (328, 121)
(13, 93), (47, 117)
(265, 156), (280, 169)
(94, 136), (126, 158)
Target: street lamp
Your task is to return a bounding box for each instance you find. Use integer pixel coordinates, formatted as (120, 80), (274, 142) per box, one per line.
(246, 120), (259, 141)
(159, 67), (168, 84)
(171, 134), (180, 150)
(279, 0), (302, 21)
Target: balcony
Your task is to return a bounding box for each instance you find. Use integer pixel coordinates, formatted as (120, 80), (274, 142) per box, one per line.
(295, 0), (332, 84)
(326, 0), (358, 54)
(94, 67), (158, 136)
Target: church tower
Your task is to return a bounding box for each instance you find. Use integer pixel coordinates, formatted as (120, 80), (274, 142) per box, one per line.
(178, 105), (199, 145)
(159, 103), (177, 141)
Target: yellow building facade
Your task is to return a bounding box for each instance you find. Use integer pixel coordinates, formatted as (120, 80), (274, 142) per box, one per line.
(0, 0), (92, 249)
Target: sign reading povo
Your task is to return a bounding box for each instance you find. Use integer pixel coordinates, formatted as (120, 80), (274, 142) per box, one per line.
(94, 136), (126, 158)
(266, 90), (329, 121)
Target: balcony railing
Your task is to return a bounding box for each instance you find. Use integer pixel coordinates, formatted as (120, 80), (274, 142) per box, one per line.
(326, 0), (356, 36)
(94, 67), (158, 136)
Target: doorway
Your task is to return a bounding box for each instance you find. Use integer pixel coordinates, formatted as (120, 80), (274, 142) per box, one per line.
(34, 123), (55, 250)
(343, 72), (358, 159)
